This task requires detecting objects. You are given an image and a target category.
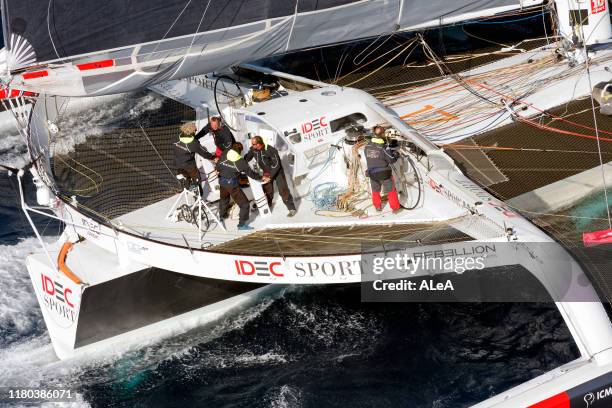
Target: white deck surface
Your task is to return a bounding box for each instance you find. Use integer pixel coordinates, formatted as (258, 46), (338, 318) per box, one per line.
(115, 182), (466, 249)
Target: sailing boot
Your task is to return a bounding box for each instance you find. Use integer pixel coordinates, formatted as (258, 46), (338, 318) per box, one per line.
(372, 191), (382, 212)
(388, 189), (402, 214)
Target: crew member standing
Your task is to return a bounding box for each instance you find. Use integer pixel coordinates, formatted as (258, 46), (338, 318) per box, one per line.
(174, 122), (215, 191)
(244, 136), (297, 217)
(364, 130), (401, 213)
(216, 142), (266, 231)
(197, 116), (236, 157)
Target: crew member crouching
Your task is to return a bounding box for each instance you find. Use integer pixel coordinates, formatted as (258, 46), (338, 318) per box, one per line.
(216, 142), (266, 231)
(364, 129), (401, 213)
(244, 136), (297, 217)
(174, 122), (215, 192)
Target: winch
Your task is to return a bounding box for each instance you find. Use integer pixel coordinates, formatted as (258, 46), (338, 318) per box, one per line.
(344, 125), (365, 145)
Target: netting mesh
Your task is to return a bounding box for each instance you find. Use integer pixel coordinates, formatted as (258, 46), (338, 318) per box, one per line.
(437, 90), (612, 305)
(211, 221), (472, 256)
(337, 38), (550, 96)
(533, 211), (612, 304)
(50, 91), (195, 220)
(445, 98), (612, 200)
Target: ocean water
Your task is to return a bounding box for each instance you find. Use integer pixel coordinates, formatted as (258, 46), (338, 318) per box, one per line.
(0, 112), (580, 407)
(568, 190), (611, 233)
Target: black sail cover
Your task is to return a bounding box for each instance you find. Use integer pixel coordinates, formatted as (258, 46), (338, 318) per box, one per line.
(1, 0), (540, 96)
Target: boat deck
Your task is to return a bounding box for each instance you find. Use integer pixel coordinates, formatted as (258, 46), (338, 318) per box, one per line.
(114, 181), (469, 253)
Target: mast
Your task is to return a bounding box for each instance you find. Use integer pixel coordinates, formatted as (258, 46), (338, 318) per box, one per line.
(553, 0), (611, 49)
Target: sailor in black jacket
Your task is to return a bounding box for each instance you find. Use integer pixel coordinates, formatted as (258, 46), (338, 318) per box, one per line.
(174, 122), (215, 190)
(216, 142), (264, 230)
(244, 136), (296, 217)
(364, 129), (401, 212)
(197, 116), (236, 157)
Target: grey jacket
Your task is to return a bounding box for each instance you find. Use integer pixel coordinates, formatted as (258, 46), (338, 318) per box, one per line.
(364, 141), (399, 175)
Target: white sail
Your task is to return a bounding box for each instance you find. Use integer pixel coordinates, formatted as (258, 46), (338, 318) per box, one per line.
(1, 0), (543, 96)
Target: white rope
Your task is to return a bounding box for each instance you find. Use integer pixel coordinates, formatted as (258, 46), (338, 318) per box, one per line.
(352, 34), (391, 66)
(137, 123), (181, 186)
(285, 1), (300, 52)
(169, 0), (213, 77)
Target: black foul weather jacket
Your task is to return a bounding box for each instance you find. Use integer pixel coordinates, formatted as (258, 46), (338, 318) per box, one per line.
(243, 145), (282, 178)
(215, 150), (262, 186)
(364, 142), (399, 178)
(198, 124), (236, 151)
(174, 136), (215, 171)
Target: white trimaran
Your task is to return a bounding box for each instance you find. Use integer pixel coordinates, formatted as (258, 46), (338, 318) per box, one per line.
(1, 1), (611, 406)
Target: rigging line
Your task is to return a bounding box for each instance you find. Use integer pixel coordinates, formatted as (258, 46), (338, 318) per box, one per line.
(285, 0), (300, 51)
(169, 0), (213, 78)
(578, 20), (611, 229)
(506, 204), (611, 222)
(137, 123), (181, 186)
(47, 0), (67, 63)
(418, 35), (499, 108)
(320, 48), (332, 81)
(473, 5), (546, 20)
(443, 144), (609, 155)
(332, 47), (348, 83)
(352, 33), (392, 66)
(55, 156), (102, 196)
(400, 39), (420, 67)
(342, 40), (416, 87)
(335, 38), (413, 84)
(542, 4), (550, 45)
(518, 116), (612, 141)
(464, 78), (612, 136)
(471, 10), (548, 25)
(461, 25), (513, 49)
(333, 45), (353, 84)
(144, 0), (193, 63)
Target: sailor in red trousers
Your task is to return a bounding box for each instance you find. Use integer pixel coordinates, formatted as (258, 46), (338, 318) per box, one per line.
(364, 128), (401, 213)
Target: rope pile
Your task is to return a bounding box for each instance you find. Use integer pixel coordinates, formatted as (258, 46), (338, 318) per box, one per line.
(337, 140), (368, 214)
(310, 182), (344, 210)
(310, 140), (370, 216)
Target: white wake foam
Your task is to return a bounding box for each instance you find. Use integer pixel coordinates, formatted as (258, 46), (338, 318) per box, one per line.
(0, 237), (285, 406)
(285, 295), (382, 356)
(1, 282), (280, 389)
(0, 91), (166, 169)
(0, 128), (27, 168)
(0, 238), (44, 347)
(269, 385), (303, 408)
(51, 92), (164, 156)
